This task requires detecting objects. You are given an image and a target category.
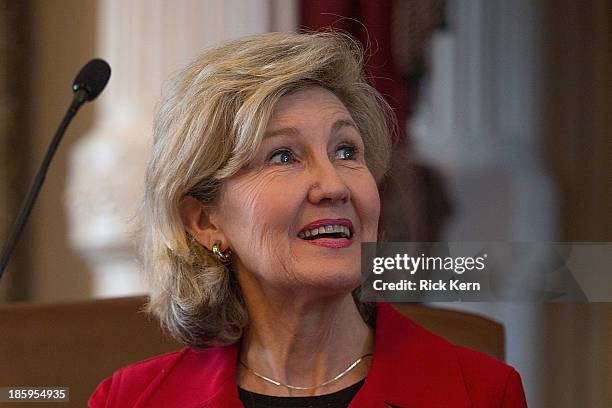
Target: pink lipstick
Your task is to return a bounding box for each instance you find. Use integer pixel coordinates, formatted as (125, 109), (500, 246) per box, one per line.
(297, 218), (355, 249)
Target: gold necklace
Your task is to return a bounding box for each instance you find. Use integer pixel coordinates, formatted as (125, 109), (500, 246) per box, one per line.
(239, 353), (373, 391)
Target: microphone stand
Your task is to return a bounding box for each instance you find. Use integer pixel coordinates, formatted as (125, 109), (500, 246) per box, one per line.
(0, 90), (88, 281)
(0, 59), (110, 282)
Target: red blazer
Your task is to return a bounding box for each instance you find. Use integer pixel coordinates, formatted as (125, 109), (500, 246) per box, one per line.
(89, 303), (527, 407)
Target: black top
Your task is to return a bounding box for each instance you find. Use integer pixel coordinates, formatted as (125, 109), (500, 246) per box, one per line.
(238, 379), (365, 408)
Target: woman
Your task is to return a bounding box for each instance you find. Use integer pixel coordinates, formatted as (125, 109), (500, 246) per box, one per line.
(90, 31), (527, 407)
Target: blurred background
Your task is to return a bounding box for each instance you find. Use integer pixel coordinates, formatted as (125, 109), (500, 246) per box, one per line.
(0, 0), (610, 406)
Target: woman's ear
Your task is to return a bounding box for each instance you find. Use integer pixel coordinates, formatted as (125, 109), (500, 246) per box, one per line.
(179, 195), (223, 248)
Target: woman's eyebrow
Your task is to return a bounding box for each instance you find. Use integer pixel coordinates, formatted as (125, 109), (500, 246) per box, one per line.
(331, 119), (358, 134)
(263, 127), (300, 140)
(263, 119), (358, 140)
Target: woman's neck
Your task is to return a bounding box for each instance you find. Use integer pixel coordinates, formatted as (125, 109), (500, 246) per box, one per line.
(237, 293), (373, 397)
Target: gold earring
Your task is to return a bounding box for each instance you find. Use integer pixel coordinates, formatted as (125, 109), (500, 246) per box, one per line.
(212, 241), (232, 264)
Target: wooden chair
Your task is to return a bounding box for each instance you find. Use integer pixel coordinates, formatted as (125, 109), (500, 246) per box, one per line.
(0, 297), (504, 407)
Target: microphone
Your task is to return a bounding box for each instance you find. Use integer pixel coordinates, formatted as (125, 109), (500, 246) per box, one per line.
(0, 59), (111, 281)
(72, 58), (111, 103)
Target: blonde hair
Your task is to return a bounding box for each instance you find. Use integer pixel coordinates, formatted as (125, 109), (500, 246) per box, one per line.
(143, 31), (394, 347)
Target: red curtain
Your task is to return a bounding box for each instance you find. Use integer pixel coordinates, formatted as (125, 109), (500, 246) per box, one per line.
(300, 0), (410, 148)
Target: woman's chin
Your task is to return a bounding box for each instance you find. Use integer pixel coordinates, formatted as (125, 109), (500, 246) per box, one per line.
(298, 268), (362, 296)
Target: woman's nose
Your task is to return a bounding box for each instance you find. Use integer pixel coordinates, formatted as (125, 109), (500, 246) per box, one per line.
(307, 157), (350, 205)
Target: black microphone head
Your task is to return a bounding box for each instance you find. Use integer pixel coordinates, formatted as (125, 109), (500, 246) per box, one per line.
(72, 58), (111, 101)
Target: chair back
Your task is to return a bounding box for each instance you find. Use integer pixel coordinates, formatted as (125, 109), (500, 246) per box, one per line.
(0, 297), (503, 407)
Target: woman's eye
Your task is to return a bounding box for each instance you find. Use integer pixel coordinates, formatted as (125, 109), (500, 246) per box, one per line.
(336, 145), (357, 160)
(268, 149), (295, 165)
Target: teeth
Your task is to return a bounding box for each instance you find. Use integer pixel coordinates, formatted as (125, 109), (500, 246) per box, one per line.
(298, 224), (352, 239)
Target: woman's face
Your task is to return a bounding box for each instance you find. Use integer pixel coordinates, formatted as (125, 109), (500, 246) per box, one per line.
(211, 86), (381, 298)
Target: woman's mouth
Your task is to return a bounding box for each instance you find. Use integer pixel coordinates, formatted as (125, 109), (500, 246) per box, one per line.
(298, 224), (352, 240)
(297, 219), (354, 248)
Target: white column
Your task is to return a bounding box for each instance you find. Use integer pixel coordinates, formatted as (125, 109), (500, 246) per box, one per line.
(410, 1), (554, 406)
(65, 0), (297, 297)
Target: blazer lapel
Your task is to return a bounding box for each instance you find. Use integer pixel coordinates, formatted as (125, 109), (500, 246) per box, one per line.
(145, 344), (243, 408)
(349, 303), (472, 408)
